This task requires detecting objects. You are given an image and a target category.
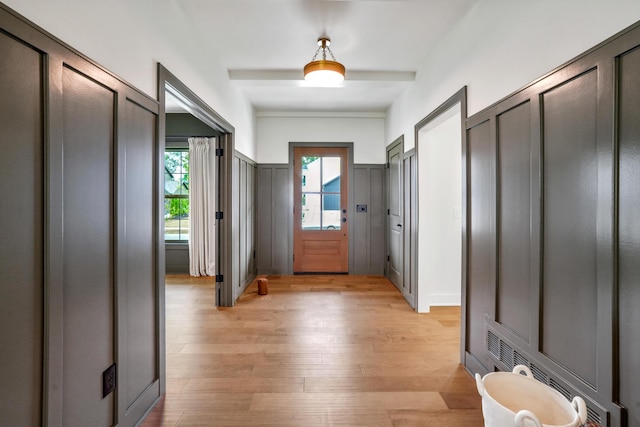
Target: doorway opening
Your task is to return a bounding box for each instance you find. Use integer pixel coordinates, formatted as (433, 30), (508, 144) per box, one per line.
(158, 65), (235, 306)
(163, 98), (220, 277)
(156, 64), (236, 395)
(414, 87), (467, 362)
(417, 102), (463, 313)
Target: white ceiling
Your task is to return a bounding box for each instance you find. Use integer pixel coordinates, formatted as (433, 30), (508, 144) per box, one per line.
(168, 0), (479, 113)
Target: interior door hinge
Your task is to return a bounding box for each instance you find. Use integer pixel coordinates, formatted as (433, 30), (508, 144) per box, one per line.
(215, 274), (224, 282)
(216, 148), (224, 156)
(215, 211), (224, 220)
(387, 209), (390, 215)
(102, 363), (117, 398)
(387, 255), (390, 262)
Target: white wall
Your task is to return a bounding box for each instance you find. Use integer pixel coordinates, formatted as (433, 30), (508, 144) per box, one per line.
(388, 0), (640, 313)
(417, 106), (462, 313)
(3, 0), (257, 159)
(256, 113), (386, 164)
(387, 0), (640, 151)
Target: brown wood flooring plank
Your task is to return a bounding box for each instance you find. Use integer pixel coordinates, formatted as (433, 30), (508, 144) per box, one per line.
(142, 274), (483, 426)
(182, 378), (305, 394)
(248, 391), (447, 411)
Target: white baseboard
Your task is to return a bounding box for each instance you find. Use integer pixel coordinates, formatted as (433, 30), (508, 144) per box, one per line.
(428, 293), (461, 307)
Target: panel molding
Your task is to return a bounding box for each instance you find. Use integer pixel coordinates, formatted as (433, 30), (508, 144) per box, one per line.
(495, 100), (532, 343)
(233, 152), (257, 299)
(257, 160), (386, 276)
(352, 164), (386, 275)
(0, 28), (45, 426)
(256, 164), (292, 275)
(464, 19), (640, 427)
(0, 4), (161, 427)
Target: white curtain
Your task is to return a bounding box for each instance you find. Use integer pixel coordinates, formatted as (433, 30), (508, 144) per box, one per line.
(188, 137), (216, 276)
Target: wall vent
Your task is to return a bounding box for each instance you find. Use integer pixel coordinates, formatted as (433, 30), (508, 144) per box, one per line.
(514, 350), (529, 368)
(485, 329), (607, 426)
(530, 364), (549, 384)
(587, 406), (603, 424)
(549, 378), (571, 400)
(488, 330), (500, 358)
(499, 341), (514, 369)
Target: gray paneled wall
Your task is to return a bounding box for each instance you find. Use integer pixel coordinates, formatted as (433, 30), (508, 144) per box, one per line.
(618, 45), (640, 427)
(0, 26), (44, 426)
(232, 152), (257, 300)
(464, 20), (640, 427)
(165, 244), (189, 274)
(352, 165), (386, 275)
(465, 119), (494, 371)
(256, 163), (386, 276)
(541, 70), (599, 386)
(256, 164), (292, 274)
(121, 99), (158, 418)
(0, 5), (160, 426)
(496, 102), (532, 343)
(61, 65), (115, 427)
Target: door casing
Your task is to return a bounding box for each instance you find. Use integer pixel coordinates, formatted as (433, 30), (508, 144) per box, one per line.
(414, 86), (467, 361)
(293, 146), (349, 273)
(289, 142), (354, 274)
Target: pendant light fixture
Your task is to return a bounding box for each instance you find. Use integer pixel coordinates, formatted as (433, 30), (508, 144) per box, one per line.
(304, 37), (345, 85)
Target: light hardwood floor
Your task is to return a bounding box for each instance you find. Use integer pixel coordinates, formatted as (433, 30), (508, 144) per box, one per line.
(142, 275), (484, 426)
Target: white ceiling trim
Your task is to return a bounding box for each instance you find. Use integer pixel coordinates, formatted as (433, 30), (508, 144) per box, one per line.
(256, 110), (386, 118)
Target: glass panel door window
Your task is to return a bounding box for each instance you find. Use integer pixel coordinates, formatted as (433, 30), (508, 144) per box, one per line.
(301, 156), (341, 230)
(164, 150), (189, 241)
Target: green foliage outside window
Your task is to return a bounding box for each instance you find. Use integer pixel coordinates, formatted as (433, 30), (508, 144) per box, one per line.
(165, 149), (190, 241)
(168, 198), (189, 217)
(165, 151), (189, 187)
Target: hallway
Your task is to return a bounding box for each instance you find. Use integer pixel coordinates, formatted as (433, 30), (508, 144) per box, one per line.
(142, 275), (483, 426)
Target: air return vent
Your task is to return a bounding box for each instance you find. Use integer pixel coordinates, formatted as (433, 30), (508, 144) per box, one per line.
(530, 364), (549, 383)
(487, 330), (500, 358)
(587, 406), (603, 424)
(514, 350), (529, 368)
(499, 341), (514, 369)
(549, 378), (571, 400)
(485, 329), (608, 426)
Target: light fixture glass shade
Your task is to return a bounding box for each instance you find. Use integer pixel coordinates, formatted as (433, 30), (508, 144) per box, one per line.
(304, 59), (345, 85)
(304, 37), (345, 86)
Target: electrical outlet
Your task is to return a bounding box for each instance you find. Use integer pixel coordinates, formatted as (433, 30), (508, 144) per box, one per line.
(102, 363), (116, 398)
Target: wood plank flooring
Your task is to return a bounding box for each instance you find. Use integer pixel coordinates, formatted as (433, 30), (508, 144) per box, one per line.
(142, 275), (483, 426)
